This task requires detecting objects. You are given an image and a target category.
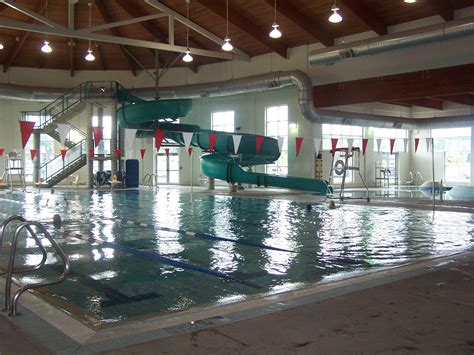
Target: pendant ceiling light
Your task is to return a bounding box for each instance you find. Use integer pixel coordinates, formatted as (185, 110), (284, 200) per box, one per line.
(0, 42), (4, 50)
(182, 0), (193, 62)
(41, 0), (52, 53)
(404, 0), (416, 3)
(328, 1), (343, 23)
(85, 2), (95, 61)
(269, 0), (282, 38)
(221, 0), (233, 51)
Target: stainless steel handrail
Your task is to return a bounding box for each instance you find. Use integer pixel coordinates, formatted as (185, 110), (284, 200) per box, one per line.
(0, 215), (48, 278)
(2, 219), (70, 315)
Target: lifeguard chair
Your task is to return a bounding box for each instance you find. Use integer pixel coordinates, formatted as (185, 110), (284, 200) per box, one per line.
(329, 147), (369, 201)
(1, 151), (26, 191)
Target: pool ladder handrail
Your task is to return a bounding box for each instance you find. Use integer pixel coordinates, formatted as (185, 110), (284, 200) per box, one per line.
(0, 216), (70, 316)
(142, 173), (158, 190)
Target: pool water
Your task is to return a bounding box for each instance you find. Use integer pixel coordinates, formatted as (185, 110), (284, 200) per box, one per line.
(0, 189), (473, 327)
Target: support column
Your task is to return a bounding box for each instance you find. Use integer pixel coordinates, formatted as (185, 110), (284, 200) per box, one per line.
(33, 131), (40, 183)
(86, 103), (94, 188)
(97, 107), (104, 172)
(110, 100), (118, 177)
(207, 177), (215, 190)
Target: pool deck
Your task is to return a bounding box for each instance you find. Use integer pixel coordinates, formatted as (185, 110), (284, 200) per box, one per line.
(0, 187), (473, 353)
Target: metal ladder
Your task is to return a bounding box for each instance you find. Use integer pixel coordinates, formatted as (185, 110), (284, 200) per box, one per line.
(0, 215), (70, 316)
(142, 173), (158, 190)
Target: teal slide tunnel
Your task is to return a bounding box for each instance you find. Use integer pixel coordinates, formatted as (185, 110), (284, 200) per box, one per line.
(117, 91), (331, 195)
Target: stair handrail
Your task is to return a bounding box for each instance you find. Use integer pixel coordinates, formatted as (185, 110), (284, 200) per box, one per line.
(39, 139), (87, 183)
(4, 220), (70, 315)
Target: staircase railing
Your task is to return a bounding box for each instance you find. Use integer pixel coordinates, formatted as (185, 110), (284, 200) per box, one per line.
(39, 139), (87, 183)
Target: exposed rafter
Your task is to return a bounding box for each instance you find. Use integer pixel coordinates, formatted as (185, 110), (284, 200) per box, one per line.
(262, 0), (333, 47)
(196, 0), (288, 58)
(94, 0), (139, 76)
(339, 0), (387, 36)
(145, 0), (250, 61)
(2, 2), (46, 73)
(392, 98), (444, 110)
(434, 94), (474, 106)
(77, 14), (167, 34)
(314, 64), (474, 108)
(426, 0), (454, 22)
(0, 0), (64, 29)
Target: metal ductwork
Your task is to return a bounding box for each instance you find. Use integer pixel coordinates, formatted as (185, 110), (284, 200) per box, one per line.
(309, 16), (474, 66)
(0, 71), (472, 129)
(129, 70), (319, 122)
(0, 82), (65, 102)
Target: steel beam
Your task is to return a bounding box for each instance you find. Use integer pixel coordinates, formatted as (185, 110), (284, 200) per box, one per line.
(0, 18), (236, 60)
(77, 13), (168, 34)
(145, 0), (250, 61)
(0, 0), (65, 29)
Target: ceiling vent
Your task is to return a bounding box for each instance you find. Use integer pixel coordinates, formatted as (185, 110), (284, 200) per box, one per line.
(393, 122), (403, 129)
(343, 118), (353, 125)
(199, 92), (209, 98)
(338, 49), (355, 60)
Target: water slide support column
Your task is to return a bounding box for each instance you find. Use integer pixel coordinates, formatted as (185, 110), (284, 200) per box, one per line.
(32, 131), (40, 183)
(111, 100), (118, 177)
(86, 102), (94, 188)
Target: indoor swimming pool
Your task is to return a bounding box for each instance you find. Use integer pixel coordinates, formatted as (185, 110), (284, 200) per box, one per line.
(0, 189), (473, 328)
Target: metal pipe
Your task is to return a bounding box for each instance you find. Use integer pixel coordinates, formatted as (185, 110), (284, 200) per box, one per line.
(309, 16), (474, 66)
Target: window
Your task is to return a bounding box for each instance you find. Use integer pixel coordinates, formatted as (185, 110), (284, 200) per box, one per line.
(92, 116), (112, 172)
(369, 127), (407, 153)
(265, 105), (288, 175)
(432, 128), (471, 183)
(211, 111), (234, 132)
(322, 124), (363, 183)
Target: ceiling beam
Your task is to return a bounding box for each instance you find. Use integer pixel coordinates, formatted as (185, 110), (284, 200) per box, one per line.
(392, 98), (444, 110)
(425, 0), (454, 22)
(196, 0), (288, 58)
(2, 2), (46, 73)
(77, 14), (168, 34)
(145, 0), (250, 61)
(339, 0), (387, 36)
(434, 94), (474, 106)
(262, 0), (333, 47)
(0, 0), (65, 29)
(314, 64), (474, 108)
(94, 0), (138, 76)
(384, 101), (412, 108)
(0, 18), (236, 61)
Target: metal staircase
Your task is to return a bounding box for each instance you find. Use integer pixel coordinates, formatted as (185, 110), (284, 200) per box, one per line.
(21, 81), (122, 187)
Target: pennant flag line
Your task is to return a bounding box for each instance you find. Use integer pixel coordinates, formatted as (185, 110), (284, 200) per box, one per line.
(277, 137), (285, 153)
(188, 147), (193, 156)
(376, 138), (382, 153)
(426, 137), (431, 152)
(209, 133), (218, 153)
(295, 137), (304, 157)
(232, 135), (242, 154)
(414, 138), (420, 153)
(362, 138), (369, 155)
(313, 138), (321, 157)
(19, 121), (36, 149)
(331, 138), (338, 157)
(116, 148), (121, 158)
(165, 148), (170, 157)
(93, 127), (103, 148)
(0, 148), (4, 157)
(182, 131), (194, 150)
(30, 149), (37, 161)
(155, 130), (166, 152)
(140, 148), (146, 159)
(89, 148), (94, 158)
(56, 123), (70, 145)
(389, 138), (396, 155)
(256, 135), (264, 154)
(347, 138), (354, 152)
(403, 138), (408, 153)
(60, 149), (67, 161)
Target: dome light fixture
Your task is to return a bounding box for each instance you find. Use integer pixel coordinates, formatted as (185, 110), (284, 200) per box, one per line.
(40, 0), (53, 53)
(85, 3), (95, 61)
(329, 1), (343, 23)
(221, 0), (233, 51)
(269, 0), (282, 38)
(182, 0), (193, 62)
(404, 0), (416, 3)
(0, 42), (4, 50)
(41, 40), (52, 53)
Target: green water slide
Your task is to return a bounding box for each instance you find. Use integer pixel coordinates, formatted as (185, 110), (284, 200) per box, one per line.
(117, 91), (331, 195)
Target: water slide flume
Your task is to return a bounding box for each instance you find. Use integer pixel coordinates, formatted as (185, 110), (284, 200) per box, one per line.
(117, 89), (331, 195)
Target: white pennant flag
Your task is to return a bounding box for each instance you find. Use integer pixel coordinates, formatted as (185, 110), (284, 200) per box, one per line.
(125, 128), (137, 153)
(347, 138), (354, 152)
(403, 138), (408, 153)
(277, 136), (285, 153)
(232, 135), (242, 154)
(56, 123), (70, 145)
(426, 138), (432, 152)
(376, 138), (382, 153)
(182, 131), (194, 150)
(313, 138), (322, 157)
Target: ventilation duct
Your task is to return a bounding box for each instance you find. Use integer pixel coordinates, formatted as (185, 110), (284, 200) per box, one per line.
(0, 71), (472, 129)
(309, 16), (474, 66)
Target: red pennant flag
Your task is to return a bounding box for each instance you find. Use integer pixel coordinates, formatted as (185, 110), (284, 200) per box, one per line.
(331, 138), (338, 157)
(60, 149), (67, 161)
(30, 149), (37, 160)
(116, 148), (121, 158)
(414, 138), (420, 153)
(209, 133), (218, 153)
(188, 147), (193, 156)
(165, 148), (170, 157)
(389, 139), (396, 155)
(140, 148), (146, 159)
(0, 148), (5, 157)
(256, 135), (264, 154)
(93, 127), (103, 148)
(155, 129), (166, 152)
(89, 148), (94, 158)
(362, 138), (369, 155)
(295, 137), (304, 157)
(19, 121), (36, 149)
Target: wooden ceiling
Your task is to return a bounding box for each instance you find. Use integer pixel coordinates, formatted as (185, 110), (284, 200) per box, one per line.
(0, 0), (473, 77)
